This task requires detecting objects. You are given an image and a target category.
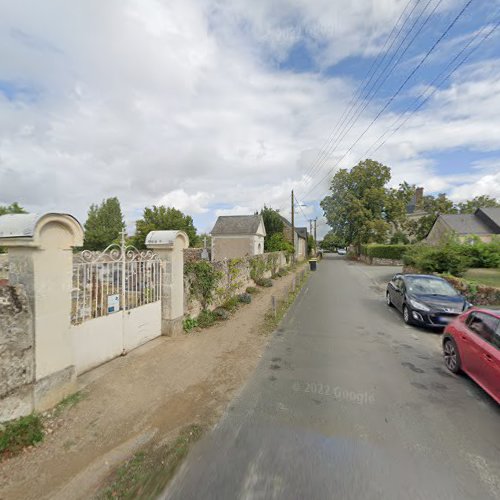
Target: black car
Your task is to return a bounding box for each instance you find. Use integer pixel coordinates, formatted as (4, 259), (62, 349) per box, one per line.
(386, 274), (471, 328)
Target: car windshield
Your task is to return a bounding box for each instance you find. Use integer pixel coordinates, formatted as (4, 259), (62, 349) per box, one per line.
(406, 277), (459, 296)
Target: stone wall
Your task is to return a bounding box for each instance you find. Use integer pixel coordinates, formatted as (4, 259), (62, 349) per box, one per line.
(0, 284), (35, 422)
(360, 254), (403, 266)
(184, 251), (288, 317)
(184, 248), (208, 263)
(0, 254), (8, 284)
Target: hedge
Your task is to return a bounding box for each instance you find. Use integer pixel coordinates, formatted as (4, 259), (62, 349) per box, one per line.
(360, 244), (411, 260)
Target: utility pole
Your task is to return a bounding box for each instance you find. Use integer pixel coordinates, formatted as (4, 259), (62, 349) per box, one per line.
(291, 190), (295, 258)
(308, 219), (314, 236)
(314, 218), (317, 248)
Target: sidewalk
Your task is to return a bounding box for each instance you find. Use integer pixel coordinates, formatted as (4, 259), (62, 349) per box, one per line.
(0, 267), (305, 500)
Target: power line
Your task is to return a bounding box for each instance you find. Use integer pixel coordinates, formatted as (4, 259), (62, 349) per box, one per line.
(300, 0), (474, 202)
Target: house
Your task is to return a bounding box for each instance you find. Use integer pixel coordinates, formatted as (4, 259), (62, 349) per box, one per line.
(406, 187), (427, 222)
(426, 207), (500, 244)
(210, 214), (266, 261)
(279, 215), (308, 261)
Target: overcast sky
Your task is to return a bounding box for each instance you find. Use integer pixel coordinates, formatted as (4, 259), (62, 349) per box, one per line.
(1, 0), (500, 238)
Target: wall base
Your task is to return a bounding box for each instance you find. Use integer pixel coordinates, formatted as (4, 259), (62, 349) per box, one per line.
(34, 365), (77, 412)
(0, 385), (33, 423)
(162, 316), (183, 337)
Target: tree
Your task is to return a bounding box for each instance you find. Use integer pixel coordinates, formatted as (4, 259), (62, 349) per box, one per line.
(83, 197), (125, 250)
(133, 205), (199, 249)
(319, 231), (346, 251)
(260, 206), (286, 251)
(320, 159), (413, 252)
(404, 193), (457, 241)
(265, 233), (294, 254)
(457, 195), (500, 214)
(0, 202), (27, 215)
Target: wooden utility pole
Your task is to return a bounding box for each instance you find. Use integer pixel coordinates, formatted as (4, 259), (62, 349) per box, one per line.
(291, 190), (295, 257)
(314, 218), (317, 248)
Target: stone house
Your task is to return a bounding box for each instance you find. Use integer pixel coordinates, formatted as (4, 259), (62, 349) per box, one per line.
(426, 207), (500, 244)
(279, 215), (308, 261)
(210, 215), (266, 261)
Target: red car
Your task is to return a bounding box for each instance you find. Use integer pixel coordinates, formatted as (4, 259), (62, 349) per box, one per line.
(443, 308), (500, 404)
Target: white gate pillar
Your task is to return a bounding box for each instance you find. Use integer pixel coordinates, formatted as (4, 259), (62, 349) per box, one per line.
(0, 213), (83, 413)
(146, 230), (189, 337)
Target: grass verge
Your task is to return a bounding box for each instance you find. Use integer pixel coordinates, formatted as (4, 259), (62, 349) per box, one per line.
(464, 268), (500, 288)
(53, 391), (86, 416)
(97, 424), (204, 499)
(260, 268), (309, 335)
(0, 414), (44, 458)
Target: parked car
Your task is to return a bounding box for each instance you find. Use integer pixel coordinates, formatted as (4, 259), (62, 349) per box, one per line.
(337, 248), (347, 255)
(442, 308), (500, 404)
(386, 274), (470, 328)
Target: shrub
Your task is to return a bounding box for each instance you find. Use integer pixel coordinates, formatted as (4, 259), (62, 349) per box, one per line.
(185, 261), (221, 309)
(255, 277), (273, 287)
(249, 256), (266, 282)
(183, 316), (198, 332)
(222, 296), (240, 312)
(246, 286), (258, 294)
(0, 414), (44, 455)
(403, 241), (470, 277)
(238, 293), (252, 304)
(213, 307), (230, 320)
(459, 238), (500, 268)
(361, 244), (410, 260)
(277, 268), (288, 277)
(197, 309), (216, 328)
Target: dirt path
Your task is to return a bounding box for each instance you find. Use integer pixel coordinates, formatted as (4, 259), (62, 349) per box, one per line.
(0, 266), (307, 500)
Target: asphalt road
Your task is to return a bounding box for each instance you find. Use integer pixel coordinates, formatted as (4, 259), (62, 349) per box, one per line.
(163, 255), (500, 500)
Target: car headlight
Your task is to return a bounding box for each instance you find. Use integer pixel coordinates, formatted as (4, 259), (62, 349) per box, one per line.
(409, 298), (430, 312)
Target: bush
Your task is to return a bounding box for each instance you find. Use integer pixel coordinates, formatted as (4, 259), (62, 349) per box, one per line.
(197, 309), (217, 328)
(222, 296), (239, 312)
(403, 241), (470, 277)
(0, 414), (44, 455)
(255, 277), (273, 287)
(460, 238), (500, 268)
(185, 261), (221, 309)
(246, 286), (258, 294)
(213, 307), (230, 320)
(277, 267), (288, 277)
(238, 293), (252, 304)
(361, 244), (410, 260)
(183, 316), (198, 332)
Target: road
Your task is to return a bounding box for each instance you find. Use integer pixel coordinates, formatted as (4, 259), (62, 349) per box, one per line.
(163, 255), (500, 500)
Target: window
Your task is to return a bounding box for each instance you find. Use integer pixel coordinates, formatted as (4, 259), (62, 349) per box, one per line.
(467, 312), (500, 347)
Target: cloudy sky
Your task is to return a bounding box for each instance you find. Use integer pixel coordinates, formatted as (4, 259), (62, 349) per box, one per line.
(1, 0), (500, 237)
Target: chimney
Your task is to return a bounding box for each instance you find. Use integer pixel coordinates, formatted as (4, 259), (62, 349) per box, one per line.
(415, 187), (424, 208)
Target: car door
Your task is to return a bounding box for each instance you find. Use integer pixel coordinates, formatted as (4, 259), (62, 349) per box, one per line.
(392, 276), (405, 311)
(463, 312), (500, 398)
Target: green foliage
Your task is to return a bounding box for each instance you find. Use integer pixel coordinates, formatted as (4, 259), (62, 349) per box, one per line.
(185, 261), (221, 310)
(0, 414), (44, 456)
(320, 159), (413, 251)
(0, 202), (26, 216)
(83, 197), (125, 250)
(265, 233), (294, 254)
(213, 307), (230, 320)
(222, 296), (240, 312)
(183, 316), (198, 332)
(197, 309), (217, 328)
(246, 286), (258, 294)
(459, 237), (500, 268)
(361, 244), (410, 260)
(319, 231), (346, 252)
(250, 256), (267, 281)
(457, 195), (500, 214)
(266, 253), (280, 275)
(255, 277), (273, 287)
(307, 235), (316, 256)
(238, 293), (252, 304)
(390, 230), (409, 245)
(403, 240), (471, 277)
(277, 267), (288, 277)
(261, 206), (285, 250)
(133, 205), (199, 249)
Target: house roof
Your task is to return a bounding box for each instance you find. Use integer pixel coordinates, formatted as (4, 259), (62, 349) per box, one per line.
(211, 215), (265, 236)
(440, 214), (493, 235)
(476, 207), (500, 232)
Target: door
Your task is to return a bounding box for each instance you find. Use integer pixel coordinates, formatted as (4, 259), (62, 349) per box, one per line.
(463, 312), (500, 399)
(391, 276), (404, 312)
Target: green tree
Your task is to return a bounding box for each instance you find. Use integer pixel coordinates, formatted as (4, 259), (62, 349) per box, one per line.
(260, 206), (285, 251)
(457, 195), (500, 214)
(319, 231), (346, 251)
(0, 202), (27, 215)
(320, 159), (412, 253)
(265, 233), (294, 254)
(133, 205), (199, 249)
(83, 197), (125, 250)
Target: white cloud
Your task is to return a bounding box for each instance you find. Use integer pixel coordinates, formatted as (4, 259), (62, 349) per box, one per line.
(156, 189), (211, 214)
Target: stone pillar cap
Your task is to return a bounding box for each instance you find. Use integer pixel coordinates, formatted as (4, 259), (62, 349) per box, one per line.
(0, 213), (83, 247)
(145, 230), (189, 249)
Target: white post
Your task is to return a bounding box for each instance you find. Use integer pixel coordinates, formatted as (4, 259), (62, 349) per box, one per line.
(146, 230), (189, 337)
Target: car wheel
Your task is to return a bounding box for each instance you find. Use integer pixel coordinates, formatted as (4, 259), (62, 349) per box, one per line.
(443, 338), (461, 374)
(403, 305), (413, 325)
(386, 291), (394, 307)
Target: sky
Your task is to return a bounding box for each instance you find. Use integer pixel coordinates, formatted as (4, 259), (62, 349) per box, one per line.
(1, 0), (500, 239)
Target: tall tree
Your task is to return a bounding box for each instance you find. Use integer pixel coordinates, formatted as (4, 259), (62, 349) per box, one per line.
(0, 202), (27, 215)
(133, 205), (199, 249)
(83, 197), (125, 250)
(457, 195), (500, 214)
(320, 159), (412, 252)
(260, 206), (285, 251)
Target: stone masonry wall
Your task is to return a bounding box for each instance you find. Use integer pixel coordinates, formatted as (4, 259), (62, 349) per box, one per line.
(0, 284), (35, 421)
